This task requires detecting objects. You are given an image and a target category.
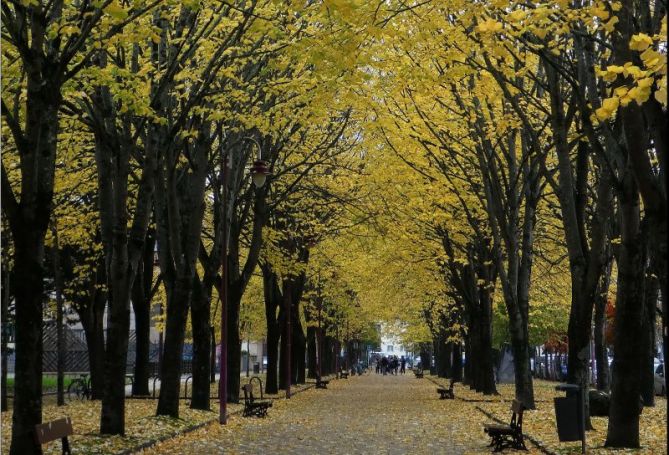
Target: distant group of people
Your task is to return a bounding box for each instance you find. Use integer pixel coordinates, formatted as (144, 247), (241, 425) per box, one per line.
(375, 355), (406, 375)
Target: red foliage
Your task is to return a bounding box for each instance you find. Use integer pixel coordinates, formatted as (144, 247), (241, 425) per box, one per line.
(544, 333), (568, 353)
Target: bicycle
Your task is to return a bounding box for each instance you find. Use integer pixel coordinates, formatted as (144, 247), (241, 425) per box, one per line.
(67, 374), (92, 401)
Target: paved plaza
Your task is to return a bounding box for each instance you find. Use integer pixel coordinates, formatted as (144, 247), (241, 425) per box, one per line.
(141, 373), (532, 455)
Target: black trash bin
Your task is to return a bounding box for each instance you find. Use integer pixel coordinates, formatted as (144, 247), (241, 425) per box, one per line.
(554, 383), (585, 453)
(253, 362), (260, 374)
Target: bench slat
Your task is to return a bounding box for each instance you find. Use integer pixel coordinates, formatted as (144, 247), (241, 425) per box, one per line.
(35, 417), (73, 444)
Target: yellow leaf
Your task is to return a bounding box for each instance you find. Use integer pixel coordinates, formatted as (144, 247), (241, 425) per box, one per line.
(104, 1), (128, 20)
(637, 77), (654, 89)
(601, 96), (620, 112)
(507, 10), (526, 23)
(476, 19), (503, 34)
(629, 33), (653, 51)
(533, 27), (548, 39)
(603, 16), (619, 33)
(627, 85), (651, 104)
(613, 86), (628, 97)
(595, 96), (619, 120)
(607, 65), (625, 74)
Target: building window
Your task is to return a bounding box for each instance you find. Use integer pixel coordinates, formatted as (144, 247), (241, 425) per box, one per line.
(387, 345), (394, 352)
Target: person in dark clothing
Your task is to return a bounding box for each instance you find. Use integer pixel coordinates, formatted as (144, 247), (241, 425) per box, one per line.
(381, 356), (388, 375)
(400, 356), (406, 374)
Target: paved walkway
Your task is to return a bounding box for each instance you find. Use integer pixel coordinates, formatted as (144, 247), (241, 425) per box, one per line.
(142, 372), (501, 454)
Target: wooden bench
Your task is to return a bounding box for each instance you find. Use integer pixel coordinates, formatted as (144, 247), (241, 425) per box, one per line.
(437, 379), (455, 399)
(483, 399), (527, 452)
(35, 417), (73, 455)
(339, 370), (349, 379)
(241, 379), (272, 418)
(316, 378), (330, 389)
(413, 368), (424, 378)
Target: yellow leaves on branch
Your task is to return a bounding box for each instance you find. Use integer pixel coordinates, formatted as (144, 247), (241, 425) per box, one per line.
(595, 31), (667, 120)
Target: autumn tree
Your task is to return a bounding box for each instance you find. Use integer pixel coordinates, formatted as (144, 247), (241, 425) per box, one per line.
(1, 1), (159, 450)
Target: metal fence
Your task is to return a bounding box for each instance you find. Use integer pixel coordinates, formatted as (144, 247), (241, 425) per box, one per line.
(5, 322), (161, 374)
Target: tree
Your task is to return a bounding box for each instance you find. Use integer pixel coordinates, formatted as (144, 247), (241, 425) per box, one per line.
(1, 1), (158, 450)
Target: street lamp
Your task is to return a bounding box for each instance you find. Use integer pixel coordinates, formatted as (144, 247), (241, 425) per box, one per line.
(250, 160), (270, 188)
(219, 137), (270, 425)
(246, 137), (270, 189)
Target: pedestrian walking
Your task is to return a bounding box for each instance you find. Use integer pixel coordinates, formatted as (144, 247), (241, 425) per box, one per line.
(400, 355), (406, 374)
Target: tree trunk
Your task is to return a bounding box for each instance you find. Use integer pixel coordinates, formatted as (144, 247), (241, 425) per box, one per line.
(606, 175), (646, 448)
(157, 279), (192, 416)
(322, 335), (331, 376)
(8, 100), (61, 453)
(262, 265), (281, 394)
(131, 231), (155, 396)
(190, 277), (211, 410)
(594, 256), (612, 391)
(50, 230), (66, 407)
(79, 283), (106, 400)
(649, 214), (668, 451)
(436, 334), (447, 378)
(265, 311), (280, 394)
(508, 319), (534, 408)
(544, 59), (613, 422)
(100, 255), (134, 435)
(131, 294), (151, 396)
(9, 204), (46, 455)
(226, 286), (242, 403)
(420, 345), (430, 373)
(463, 336), (472, 386)
(443, 342), (453, 378)
(640, 270), (658, 407)
(210, 326), (216, 384)
(293, 305), (306, 384)
(1, 266), (9, 412)
(452, 343), (463, 382)
(477, 304), (496, 393)
(97, 121), (156, 435)
(278, 304), (288, 390)
(99, 235), (136, 436)
(307, 326), (318, 379)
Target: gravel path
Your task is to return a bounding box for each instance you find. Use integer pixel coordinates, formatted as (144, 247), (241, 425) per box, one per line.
(141, 372), (497, 454)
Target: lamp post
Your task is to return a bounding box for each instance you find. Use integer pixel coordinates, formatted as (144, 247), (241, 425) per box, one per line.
(219, 138), (269, 425)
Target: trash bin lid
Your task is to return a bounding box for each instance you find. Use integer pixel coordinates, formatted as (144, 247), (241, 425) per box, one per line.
(555, 383), (580, 392)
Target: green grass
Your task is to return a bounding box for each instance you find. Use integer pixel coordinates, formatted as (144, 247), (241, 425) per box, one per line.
(6, 374), (80, 392)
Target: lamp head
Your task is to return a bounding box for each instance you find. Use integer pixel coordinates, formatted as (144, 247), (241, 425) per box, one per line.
(250, 160), (270, 188)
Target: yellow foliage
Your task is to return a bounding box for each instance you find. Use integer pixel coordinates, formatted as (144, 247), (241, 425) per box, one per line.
(630, 33), (653, 51)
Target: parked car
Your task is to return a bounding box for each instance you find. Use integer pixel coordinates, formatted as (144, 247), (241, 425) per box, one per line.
(654, 361), (665, 396)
